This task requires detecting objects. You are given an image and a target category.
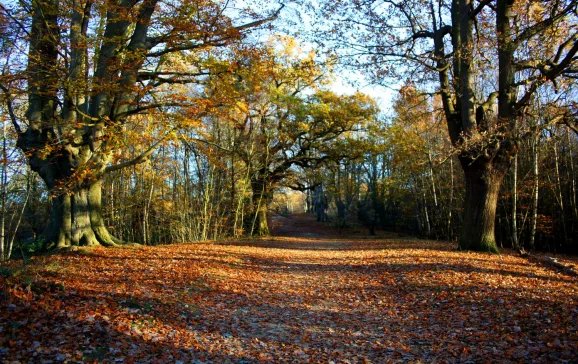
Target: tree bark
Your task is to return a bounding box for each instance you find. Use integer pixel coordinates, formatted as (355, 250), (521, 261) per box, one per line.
(458, 158), (508, 253)
(529, 132), (539, 251)
(447, 157), (454, 239)
(41, 180), (123, 249)
(0, 118), (7, 260)
(89, 181), (126, 246)
(314, 185), (328, 222)
(250, 180), (271, 236)
(511, 152), (520, 251)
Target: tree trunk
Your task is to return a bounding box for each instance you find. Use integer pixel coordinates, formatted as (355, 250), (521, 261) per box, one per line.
(250, 180), (271, 236)
(447, 157), (454, 239)
(252, 196), (270, 236)
(314, 185), (328, 222)
(511, 152), (520, 251)
(40, 179), (124, 249)
(17, 129), (124, 250)
(421, 177), (431, 237)
(0, 119), (7, 260)
(553, 140), (568, 245)
(89, 181), (125, 246)
(458, 159), (507, 253)
(529, 132), (539, 251)
(306, 189), (313, 213)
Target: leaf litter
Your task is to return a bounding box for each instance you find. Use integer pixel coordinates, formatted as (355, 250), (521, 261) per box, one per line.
(1, 217), (577, 363)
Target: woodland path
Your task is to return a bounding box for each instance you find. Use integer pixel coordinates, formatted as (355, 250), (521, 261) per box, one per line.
(1, 213), (578, 363)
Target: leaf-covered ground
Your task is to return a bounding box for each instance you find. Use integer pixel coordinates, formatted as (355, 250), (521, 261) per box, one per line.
(1, 214), (578, 363)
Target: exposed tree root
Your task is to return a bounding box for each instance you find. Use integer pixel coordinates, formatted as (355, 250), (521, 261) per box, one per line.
(526, 255), (578, 277)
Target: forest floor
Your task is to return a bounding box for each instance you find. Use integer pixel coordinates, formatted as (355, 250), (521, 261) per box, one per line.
(1, 214), (578, 363)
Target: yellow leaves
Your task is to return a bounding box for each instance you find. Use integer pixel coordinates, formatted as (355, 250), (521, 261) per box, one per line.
(297, 121), (310, 132)
(527, 1), (547, 23)
(36, 143), (59, 161)
(235, 101), (249, 114)
(268, 34), (299, 56)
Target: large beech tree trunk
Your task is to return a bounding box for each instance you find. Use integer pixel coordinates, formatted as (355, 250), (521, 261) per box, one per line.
(43, 181), (123, 249)
(35, 176), (122, 249)
(18, 128), (122, 249)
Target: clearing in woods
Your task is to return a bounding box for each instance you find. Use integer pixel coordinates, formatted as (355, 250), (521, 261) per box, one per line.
(1, 213), (577, 362)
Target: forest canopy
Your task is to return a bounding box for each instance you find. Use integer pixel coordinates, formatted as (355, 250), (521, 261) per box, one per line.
(1, 0), (578, 258)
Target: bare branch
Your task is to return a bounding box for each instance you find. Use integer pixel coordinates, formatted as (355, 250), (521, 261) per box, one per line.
(514, 2), (577, 45)
(105, 128), (174, 173)
(471, 0), (493, 18)
(137, 71), (211, 81)
(0, 83), (22, 133)
(235, 3), (285, 32)
(0, 3), (31, 37)
(544, 39), (578, 80)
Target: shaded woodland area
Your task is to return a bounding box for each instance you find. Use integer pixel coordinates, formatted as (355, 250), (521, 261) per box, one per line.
(0, 0), (578, 259)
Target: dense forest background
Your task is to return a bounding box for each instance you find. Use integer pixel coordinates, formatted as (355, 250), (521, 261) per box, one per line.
(1, 0), (578, 258)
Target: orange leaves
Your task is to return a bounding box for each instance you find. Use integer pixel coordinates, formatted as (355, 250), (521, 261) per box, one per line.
(1, 218), (578, 362)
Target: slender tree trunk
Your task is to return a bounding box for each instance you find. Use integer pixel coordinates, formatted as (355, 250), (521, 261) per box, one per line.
(306, 189), (313, 213)
(251, 179), (271, 236)
(201, 166), (215, 241)
(553, 140), (567, 244)
(428, 151), (438, 208)
(143, 173), (155, 245)
(252, 197), (270, 236)
(511, 152), (520, 251)
(448, 157), (454, 239)
(422, 177), (431, 237)
(529, 133), (539, 251)
(0, 202), (4, 261)
(567, 132), (578, 223)
(6, 175), (31, 261)
(0, 119), (6, 260)
(233, 164), (250, 237)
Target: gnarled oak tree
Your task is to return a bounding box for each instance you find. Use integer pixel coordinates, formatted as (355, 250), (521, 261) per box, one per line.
(320, 0), (578, 252)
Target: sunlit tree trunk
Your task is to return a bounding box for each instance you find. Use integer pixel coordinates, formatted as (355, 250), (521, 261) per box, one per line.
(0, 119), (7, 260)
(511, 151), (520, 252)
(250, 179), (271, 236)
(428, 151), (438, 208)
(233, 163), (251, 237)
(143, 169), (155, 245)
(553, 140), (567, 245)
(201, 166), (215, 241)
(447, 157), (454, 239)
(421, 177), (431, 237)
